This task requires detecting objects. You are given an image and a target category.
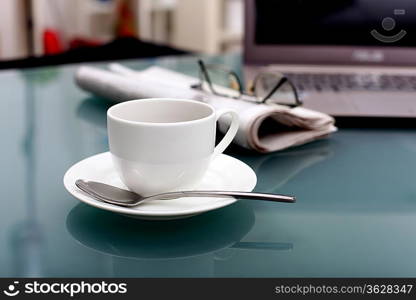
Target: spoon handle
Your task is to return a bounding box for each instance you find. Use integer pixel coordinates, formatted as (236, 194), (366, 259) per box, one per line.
(147, 191), (296, 203)
(75, 179), (296, 206)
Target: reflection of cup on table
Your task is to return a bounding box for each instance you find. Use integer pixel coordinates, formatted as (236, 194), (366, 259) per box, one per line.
(107, 98), (239, 196)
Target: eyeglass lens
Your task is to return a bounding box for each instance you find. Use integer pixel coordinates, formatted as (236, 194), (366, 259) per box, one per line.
(255, 73), (298, 106)
(202, 66), (241, 98)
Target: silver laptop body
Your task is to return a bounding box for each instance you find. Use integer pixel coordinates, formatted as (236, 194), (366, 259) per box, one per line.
(244, 0), (416, 117)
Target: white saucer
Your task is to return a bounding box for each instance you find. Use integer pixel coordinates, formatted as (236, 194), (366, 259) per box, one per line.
(63, 152), (257, 220)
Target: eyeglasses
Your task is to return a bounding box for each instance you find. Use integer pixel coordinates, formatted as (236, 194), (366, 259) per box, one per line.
(191, 60), (302, 107)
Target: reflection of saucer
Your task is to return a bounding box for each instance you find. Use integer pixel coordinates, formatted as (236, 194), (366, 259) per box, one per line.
(66, 201), (254, 259)
(63, 152), (257, 220)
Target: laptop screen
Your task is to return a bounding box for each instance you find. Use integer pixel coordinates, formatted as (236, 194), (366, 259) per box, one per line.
(255, 0), (416, 47)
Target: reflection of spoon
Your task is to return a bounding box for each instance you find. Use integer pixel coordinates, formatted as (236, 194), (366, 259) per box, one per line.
(66, 201), (255, 259)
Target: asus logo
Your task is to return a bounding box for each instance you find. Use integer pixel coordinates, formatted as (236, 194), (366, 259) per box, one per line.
(352, 50), (385, 62)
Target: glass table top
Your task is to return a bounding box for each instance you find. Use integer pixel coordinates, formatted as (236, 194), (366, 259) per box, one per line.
(1, 54), (416, 277)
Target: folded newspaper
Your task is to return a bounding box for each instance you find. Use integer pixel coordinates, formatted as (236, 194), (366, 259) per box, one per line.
(75, 64), (337, 153)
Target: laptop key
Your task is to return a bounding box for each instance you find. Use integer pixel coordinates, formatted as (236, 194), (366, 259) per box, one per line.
(284, 72), (416, 92)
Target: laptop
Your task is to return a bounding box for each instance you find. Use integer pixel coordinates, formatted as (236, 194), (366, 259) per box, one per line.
(244, 0), (416, 118)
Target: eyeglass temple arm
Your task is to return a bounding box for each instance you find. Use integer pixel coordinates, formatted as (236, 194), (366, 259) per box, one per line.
(197, 59), (217, 95)
(287, 79), (302, 106)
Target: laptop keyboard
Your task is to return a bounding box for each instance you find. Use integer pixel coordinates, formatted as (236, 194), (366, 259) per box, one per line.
(283, 72), (416, 92)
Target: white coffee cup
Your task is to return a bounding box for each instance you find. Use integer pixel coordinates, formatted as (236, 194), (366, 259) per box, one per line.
(107, 98), (239, 196)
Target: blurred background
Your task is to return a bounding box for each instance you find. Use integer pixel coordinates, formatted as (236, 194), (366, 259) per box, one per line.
(0, 0), (243, 62)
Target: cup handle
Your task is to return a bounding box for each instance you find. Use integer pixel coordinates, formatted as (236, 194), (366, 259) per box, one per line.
(213, 109), (239, 159)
